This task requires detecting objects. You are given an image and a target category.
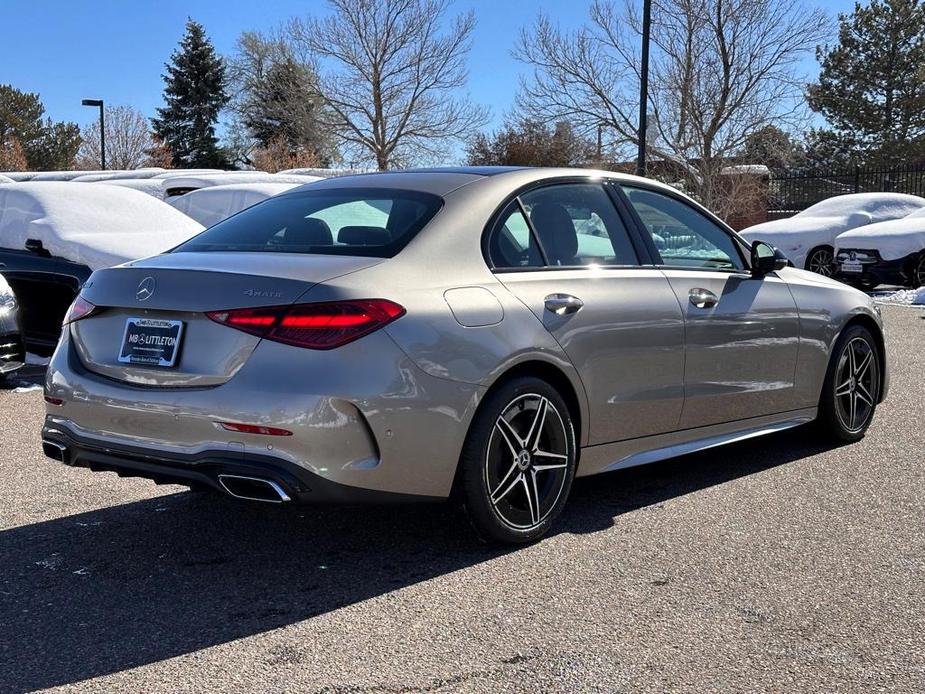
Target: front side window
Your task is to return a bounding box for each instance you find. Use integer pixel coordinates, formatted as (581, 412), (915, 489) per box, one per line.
(621, 186), (744, 271)
(174, 189), (442, 258)
(519, 183), (638, 266)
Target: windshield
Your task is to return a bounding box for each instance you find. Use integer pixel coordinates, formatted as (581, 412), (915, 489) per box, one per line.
(173, 188), (443, 258)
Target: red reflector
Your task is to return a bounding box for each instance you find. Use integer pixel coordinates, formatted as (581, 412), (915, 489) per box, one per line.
(206, 299), (405, 350)
(219, 422), (293, 436)
(44, 396), (64, 406)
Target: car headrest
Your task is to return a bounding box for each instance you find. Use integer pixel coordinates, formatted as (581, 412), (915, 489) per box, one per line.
(284, 218), (333, 247)
(338, 226), (391, 246)
(530, 202), (578, 264)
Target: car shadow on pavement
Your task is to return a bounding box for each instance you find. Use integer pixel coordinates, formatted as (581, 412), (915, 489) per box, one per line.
(0, 425), (838, 692)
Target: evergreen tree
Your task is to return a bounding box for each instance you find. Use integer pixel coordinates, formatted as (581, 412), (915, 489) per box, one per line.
(0, 85), (80, 170)
(742, 126), (805, 170)
(152, 19), (230, 168)
(808, 0), (925, 166)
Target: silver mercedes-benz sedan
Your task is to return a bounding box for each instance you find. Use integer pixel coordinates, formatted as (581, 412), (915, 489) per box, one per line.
(42, 167), (888, 543)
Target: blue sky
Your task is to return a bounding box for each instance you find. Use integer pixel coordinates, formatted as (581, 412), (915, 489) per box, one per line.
(2, 0), (856, 138)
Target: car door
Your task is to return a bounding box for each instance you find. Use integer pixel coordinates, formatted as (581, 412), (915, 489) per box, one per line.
(488, 181), (686, 444)
(619, 184), (800, 429)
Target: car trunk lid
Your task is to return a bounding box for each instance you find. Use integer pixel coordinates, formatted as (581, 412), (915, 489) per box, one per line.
(71, 252), (381, 387)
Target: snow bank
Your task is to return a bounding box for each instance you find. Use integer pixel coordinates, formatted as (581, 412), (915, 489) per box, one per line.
(740, 193), (925, 268)
(0, 182), (204, 270)
(871, 287), (925, 305)
(0, 175), (13, 184)
(721, 164), (770, 175)
(835, 207), (925, 261)
(167, 182), (300, 227)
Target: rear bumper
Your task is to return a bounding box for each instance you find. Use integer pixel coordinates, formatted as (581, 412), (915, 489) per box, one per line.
(44, 328), (484, 499)
(41, 421), (441, 504)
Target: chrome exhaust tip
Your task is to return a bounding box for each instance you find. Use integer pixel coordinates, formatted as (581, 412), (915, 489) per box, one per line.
(217, 474), (291, 503)
(42, 439), (69, 464)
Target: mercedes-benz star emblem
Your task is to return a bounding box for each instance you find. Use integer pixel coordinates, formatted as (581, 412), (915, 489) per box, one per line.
(136, 276), (156, 302)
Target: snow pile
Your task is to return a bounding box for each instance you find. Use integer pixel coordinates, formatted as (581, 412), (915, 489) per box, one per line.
(167, 182), (299, 227)
(0, 174), (13, 184)
(871, 287), (925, 305)
(0, 182), (204, 270)
(835, 206), (925, 261)
(740, 193), (925, 268)
(721, 164), (770, 176)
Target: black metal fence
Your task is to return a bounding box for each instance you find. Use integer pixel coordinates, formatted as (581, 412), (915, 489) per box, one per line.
(769, 162), (925, 213)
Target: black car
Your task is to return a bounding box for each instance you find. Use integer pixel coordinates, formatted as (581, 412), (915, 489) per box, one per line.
(0, 271), (26, 376)
(0, 240), (91, 357)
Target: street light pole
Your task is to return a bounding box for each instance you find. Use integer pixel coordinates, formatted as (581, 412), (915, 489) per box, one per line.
(635, 0), (652, 177)
(81, 99), (105, 170)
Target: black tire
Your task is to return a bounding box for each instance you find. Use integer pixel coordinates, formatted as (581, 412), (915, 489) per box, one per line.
(817, 324), (881, 442)
(911, 253), (925, 288)
(459, 376), (576, 544)
(806, 246), (835, 277)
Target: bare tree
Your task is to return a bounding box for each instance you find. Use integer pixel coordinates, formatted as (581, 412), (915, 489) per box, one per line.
(288, 0), (488, 170)
(516, 0), (829, 217)
(78, 105), (155, 170)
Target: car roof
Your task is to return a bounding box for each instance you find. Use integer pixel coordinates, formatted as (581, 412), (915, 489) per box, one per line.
(281, 166), (680, 199)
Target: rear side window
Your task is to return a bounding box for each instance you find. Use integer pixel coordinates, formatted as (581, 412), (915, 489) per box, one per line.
(174, 189), (443, 258)
(487, 183), (639, 269)
(521, 184), (638, 266)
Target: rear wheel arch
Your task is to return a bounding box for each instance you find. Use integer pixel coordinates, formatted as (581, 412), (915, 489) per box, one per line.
(452, 359), (585, 498)
(482, 360), (584, 448)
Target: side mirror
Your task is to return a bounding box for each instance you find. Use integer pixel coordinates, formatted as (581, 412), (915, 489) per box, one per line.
(25, 238), (51, 257)
(750, 240), (786, 276)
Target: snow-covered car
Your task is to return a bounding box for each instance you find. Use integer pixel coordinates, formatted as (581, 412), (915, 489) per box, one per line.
(835, 207), (925, 288)
(70, 169), (166, 182)
(739, 193), (925, 276)
(0, 174), (14, 185)
(166, 182), (300, 227)
(0, 182), (203, 353)
(161, 172), (320, 197)
(0, 271), (25, 377)
(90, 178), (172, 201)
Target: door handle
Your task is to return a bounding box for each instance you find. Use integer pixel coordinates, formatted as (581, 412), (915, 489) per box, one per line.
(689, 288), (718, 309)
(544, 293), (584, 315)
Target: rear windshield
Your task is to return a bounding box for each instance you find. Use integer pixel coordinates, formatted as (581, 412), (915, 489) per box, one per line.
(173, 188), (443, 258)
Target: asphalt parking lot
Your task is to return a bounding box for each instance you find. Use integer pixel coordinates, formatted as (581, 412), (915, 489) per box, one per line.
(1, 305), (922, 693)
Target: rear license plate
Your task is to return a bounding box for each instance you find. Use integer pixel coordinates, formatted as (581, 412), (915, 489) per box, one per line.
(118, 318), (184, 367)
(841, 261), (863, 273)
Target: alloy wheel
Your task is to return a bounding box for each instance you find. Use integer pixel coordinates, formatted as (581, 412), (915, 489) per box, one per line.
(807, 248), (835, 276)
(833, 337), (879, 433)
(914, 254), (925, 287)
(484, 393), (570, 530)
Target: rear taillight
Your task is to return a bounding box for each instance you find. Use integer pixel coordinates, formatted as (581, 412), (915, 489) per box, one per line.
(206, 299), (405, 350)
(63, 296), (97, 325)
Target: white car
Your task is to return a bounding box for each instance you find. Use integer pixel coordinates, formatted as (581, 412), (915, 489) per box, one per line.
(739, 193), (925, 276)
(161, 172), (321, 197)
(835, 207), (925, 289)
(167, 182), (301, 227)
